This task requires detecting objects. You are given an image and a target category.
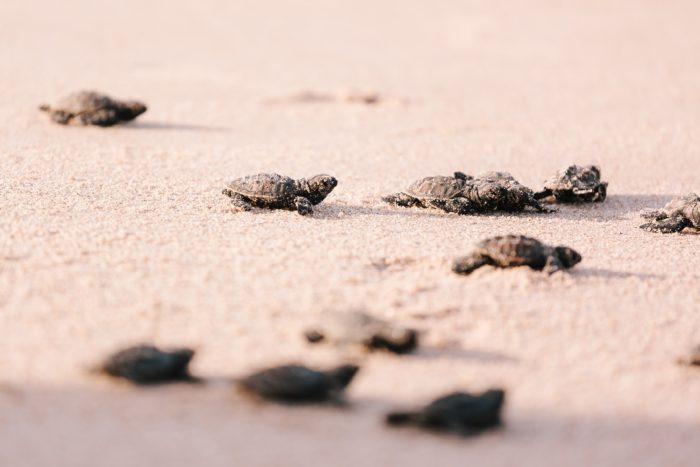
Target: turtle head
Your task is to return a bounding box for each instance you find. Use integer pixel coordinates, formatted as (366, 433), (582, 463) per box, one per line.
(586, 165), (601, 179)
(554, 246), (582, 269)
(117, 100), (148, 121)
(304, 174), (338, 204)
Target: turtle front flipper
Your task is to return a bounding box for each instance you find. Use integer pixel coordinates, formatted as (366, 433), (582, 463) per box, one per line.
(452, 253), (492, 275)
(50, 110), (73, 125)
(223, 190), (253, 212)
(294, 196), (314, 215)
(640, 216), (691, 233)
(383, 192), (419, 208)
(429, 198), (473, 214)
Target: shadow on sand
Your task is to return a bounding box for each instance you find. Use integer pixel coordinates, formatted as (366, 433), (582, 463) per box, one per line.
(572, 267), (666, 280)
(127, 121), (232, 132)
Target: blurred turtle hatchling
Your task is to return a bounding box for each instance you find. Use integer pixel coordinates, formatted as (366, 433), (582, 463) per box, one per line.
(305, 310), (418, 354)
(39, 90), (147, 126)
(97, 345), (196, 384)
(238, 364), (359, 403)
(639, 193), (700, 233)
(383, 171), (549, 214)
(222, 173), (337, 215)
(534, 164), (608, 203)
(453, 235), (582, 275)
(386, 389), (505, 436)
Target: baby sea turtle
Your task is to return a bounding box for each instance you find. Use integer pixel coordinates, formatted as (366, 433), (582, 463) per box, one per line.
(385, 389), (505, 436)
(677, 345), (700, 367)
(238, 364), (359, 403)
(452, 235), (582, 275)
(304, 310), (418, 354)
(222, 173), (337, 215)
(383, 171), (548, 214)
(639, 193), (700, 233)
(39, 90), (147, 127)
(98, 345), (196, 384)
(534, 165), (608, 203)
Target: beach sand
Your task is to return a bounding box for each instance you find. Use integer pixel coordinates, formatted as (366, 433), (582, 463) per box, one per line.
(1, 1), (699, 465)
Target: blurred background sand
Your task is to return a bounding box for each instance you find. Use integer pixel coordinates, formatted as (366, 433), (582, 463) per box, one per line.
(1, 1), (699, 465)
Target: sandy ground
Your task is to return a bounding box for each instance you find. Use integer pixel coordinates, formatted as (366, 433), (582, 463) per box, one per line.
(1, 0), (700, 465)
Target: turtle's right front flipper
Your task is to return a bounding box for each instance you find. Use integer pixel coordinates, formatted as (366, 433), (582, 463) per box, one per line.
(222, 189), (253, 212)
(640, 216), (690, 233)
(383, 192), (419, 208)
(452, 254), (492, 275)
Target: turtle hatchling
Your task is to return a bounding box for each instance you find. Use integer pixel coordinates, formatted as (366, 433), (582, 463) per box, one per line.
(639, 193), (700, 233)
(452, 235), (582, 275)
(383, 171), (548, 214)
(97, 345), (196, 384)
(534, 164), (608, 203)
(304, 310), (418, 354)
(39, 90), (147, 126)
(385, 389), (505, 436)
(238, 364), (359, 403)
(222, 173), (337, 215)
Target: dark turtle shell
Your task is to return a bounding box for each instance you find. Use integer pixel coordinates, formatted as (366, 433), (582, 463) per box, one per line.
(406, 176), (466, 200)
(239, 364), (359, 402)
(543, 165), (602, 191)
(53, 91), (115, 114)
(473, 235), (545, 267)
(225, 173), (297, 202)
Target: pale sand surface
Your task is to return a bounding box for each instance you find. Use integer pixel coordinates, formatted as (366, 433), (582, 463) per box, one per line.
(1, 0), (700, 465)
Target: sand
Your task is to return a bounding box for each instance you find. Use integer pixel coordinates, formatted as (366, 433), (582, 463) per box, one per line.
(1, 0), (699, 465)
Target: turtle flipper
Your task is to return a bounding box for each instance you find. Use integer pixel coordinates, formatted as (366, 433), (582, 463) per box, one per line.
(640, 216), (691, 233)
(226, 192), (253, 212)
(452, 253), (492, 275)
(383, 192), (419, 208)
(294, 196), (313, 215)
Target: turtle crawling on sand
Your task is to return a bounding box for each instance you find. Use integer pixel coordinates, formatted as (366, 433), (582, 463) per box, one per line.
(305, 310), (418, 354)
(238, 364), (359, 402)
(383, 171), (548, 214)
(386, 389), (505, 436)
(639, 193), (700, 233)
(222, 173), (337, 215)
(452, 235), (582, 275)
(39, 91), (147, 126)
(98, 345), (196, 384)
(534, 165), (608, 203)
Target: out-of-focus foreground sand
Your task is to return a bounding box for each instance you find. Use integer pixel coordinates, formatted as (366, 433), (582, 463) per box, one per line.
(1, 1), (699, 466)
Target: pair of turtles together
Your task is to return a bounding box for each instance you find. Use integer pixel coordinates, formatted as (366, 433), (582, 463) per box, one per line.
(220, 165), (607, 217)
(383, 165), (608, 214)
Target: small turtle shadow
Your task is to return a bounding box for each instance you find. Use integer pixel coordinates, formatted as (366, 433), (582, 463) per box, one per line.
(127, 121), (232, 132)
(573, 267), (665, 280)
(546, 194), (676, 222)
(314, 203), (472, 220)
(413, 346), (519, 364)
